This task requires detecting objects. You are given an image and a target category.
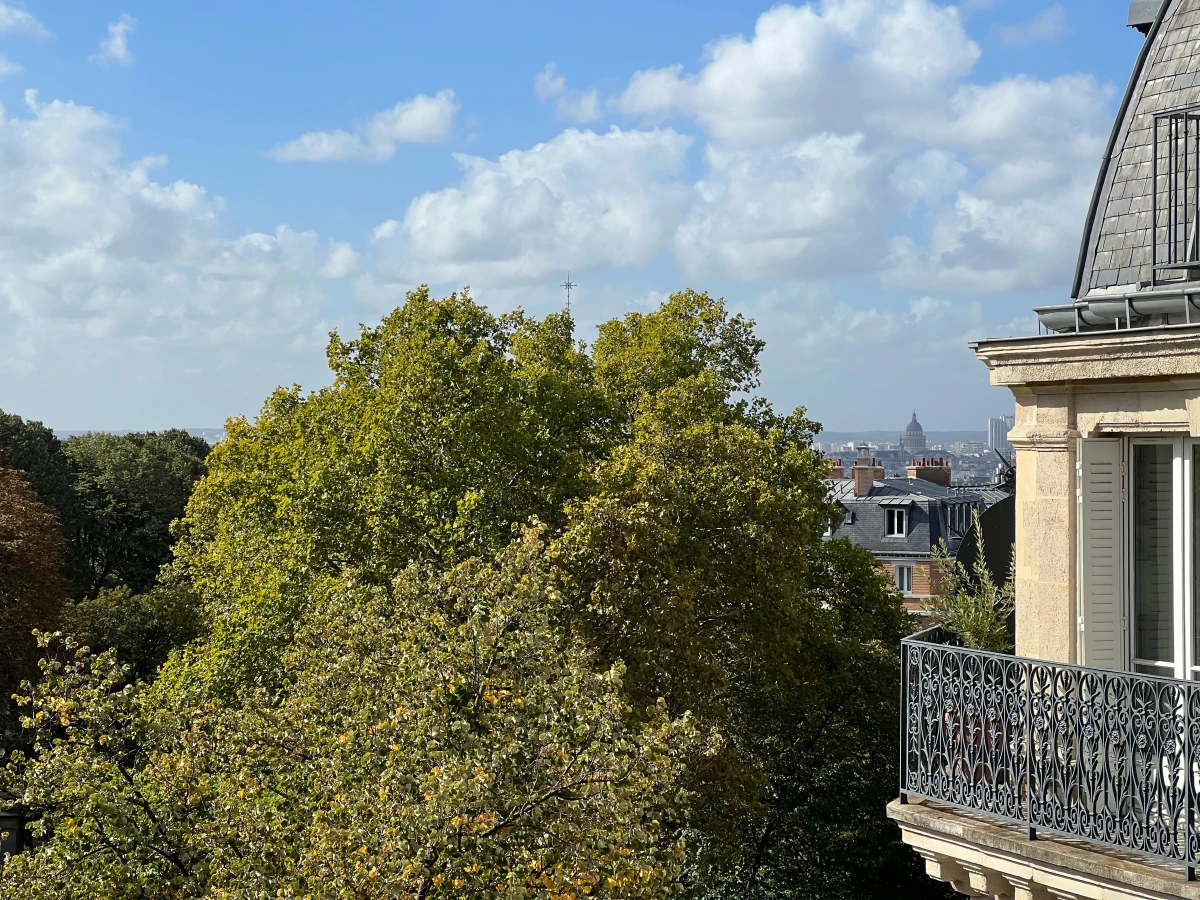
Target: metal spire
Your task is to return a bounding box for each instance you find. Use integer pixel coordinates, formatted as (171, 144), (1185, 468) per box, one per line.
(561, 271), (577, 312)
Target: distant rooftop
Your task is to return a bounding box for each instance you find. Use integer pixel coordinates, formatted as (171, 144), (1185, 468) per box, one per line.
(828, 476), (979, 503)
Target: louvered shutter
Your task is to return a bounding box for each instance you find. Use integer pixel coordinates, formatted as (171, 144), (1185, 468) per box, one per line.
(1079, 438), (1124, 670)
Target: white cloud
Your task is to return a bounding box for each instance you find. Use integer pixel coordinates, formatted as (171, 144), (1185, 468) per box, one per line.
(0, 2), (47, 37)
(676, 133), (882, 279)
(885, 74), (1109, 291)
(269, 90), (459, 162)
(616, 0), (980, 147)
(534, 63), (602, 123)
(609, 1), (1106, 290)
(0, 91), (341, 382)
(320, 241), (360, 279)
(994, 4), (1068, 46)
(90, 14), (136, 67)
(369, 126), (692, 286)
(353, 0), (1108, 295)
(534, 63), (566, 101)
(890, 149), (967, 203)
(0, 54), (20, 78)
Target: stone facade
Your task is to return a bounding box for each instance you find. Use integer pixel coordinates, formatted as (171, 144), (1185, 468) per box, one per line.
(891, 801), (1200, 900)
(971, 326), (1200, 664)
(889, 4), (1200, 896)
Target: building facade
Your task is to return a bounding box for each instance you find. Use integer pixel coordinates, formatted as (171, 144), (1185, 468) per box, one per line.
(988, 414), (1015, 457)
(829, 450), (983, 611)
(890, 4), (1200, 897)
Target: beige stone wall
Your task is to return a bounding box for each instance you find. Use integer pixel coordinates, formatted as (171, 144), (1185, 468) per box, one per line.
(1008, 388), (1078, 663)
(974, 328), (1200, 666)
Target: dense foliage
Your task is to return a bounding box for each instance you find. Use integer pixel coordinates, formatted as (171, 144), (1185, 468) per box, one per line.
(0, 467), (67, 744)
(1, 288), (937, 898)
(4, 532), (703, 898)
(0, 420), (210, 742)
(0, 414), (85, 591)
(930, 511), (1016, 653)
(64, 429), (210, 599)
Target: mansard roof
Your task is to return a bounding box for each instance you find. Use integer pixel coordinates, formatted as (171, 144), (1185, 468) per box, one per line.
(1073, 0), (1200, 299)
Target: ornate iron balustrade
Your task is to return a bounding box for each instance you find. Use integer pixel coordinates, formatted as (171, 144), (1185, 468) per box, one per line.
(900, 626), (1200, 878)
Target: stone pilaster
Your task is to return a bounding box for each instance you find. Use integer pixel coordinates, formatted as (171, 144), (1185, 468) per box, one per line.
(1007, 387), (1078, 665)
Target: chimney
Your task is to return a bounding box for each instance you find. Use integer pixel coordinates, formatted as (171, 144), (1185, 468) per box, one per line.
(852, 445), (884, 497)
(829, 458), (845, 479)
(907, 457), (952, 488)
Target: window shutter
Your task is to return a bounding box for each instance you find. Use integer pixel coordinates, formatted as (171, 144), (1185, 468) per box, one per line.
(1079, 438), (1124, 670)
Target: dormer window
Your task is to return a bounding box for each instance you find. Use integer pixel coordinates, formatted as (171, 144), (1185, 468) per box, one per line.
(886, 508), (907, 537)
(1152, 107), (1200, 286)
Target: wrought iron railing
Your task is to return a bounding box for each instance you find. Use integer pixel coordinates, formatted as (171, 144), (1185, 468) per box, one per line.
(900, 626), (1200, 878)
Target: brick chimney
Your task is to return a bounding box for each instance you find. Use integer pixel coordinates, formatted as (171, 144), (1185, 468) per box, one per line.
(829, 458), (845, 479)
(907, 457), (952, 487)
(852, 445), (884, 497)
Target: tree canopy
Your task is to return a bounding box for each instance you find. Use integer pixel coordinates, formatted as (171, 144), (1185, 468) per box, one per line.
(64, 429), (210, 599)
(3, 531), (702, 898)
(0, 467), (66, 744)
(1, 288), (937, 899)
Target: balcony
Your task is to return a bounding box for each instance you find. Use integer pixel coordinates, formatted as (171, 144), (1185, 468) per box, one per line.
(892, 626), (1200, 899)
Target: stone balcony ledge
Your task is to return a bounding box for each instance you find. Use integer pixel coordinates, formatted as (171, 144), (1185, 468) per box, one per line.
(888, 798), (1200, 900)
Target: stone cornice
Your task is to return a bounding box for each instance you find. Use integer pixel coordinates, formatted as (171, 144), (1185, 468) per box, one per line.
(972, 327), (1200, 388)
(1009, 429), (1080, 452)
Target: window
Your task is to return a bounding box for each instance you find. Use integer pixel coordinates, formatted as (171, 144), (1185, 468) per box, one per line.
(1152, 108), (1200, 287)
(886, 507), (907, 536)
(896, 565), (913, 594)
(1093, 437), (1200, 680)
(1132, 443), (1174, 675)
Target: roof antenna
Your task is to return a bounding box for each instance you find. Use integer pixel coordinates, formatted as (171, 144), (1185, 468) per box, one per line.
(561, 271), (577, 313)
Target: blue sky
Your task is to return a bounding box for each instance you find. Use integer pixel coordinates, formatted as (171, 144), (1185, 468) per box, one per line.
(0, 1), (1145, 432)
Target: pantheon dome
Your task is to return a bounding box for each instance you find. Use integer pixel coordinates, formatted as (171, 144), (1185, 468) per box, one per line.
(900, 412), (927, 455)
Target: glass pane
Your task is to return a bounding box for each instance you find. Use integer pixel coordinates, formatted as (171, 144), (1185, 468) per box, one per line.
(1134, 444), (1174, 665)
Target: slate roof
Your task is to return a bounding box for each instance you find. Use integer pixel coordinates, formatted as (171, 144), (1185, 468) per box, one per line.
(1074, 0), (1200, 298)
(827, 477), (985, 557)
(827, 477), (972, 503)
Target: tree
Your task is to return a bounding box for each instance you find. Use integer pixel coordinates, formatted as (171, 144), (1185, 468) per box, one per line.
(549, 374), (927, 898)
(0, 412), (86, 592)
(60, 583), (204, 682)
(3, 288), (941, 898)
(1, 530), (701, 898)
(63, 429), (210, 598)
(170, 288), (607, 691)
(929, 511), (1016, 653)
(0, 467), (67, 746)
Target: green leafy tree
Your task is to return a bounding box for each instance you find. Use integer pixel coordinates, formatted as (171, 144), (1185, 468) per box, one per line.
(2, 530), (702, 898)
(171, 288), (607, 691)
(63, 429), (210, 598)
(550, 370), (924, 899)
(3, 288), (941, 898)
(929, 511), (1016, 653)
(61, 584), (204, 682)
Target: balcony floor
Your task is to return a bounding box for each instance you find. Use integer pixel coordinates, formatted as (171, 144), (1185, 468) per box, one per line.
(889, 798), (1200, 899)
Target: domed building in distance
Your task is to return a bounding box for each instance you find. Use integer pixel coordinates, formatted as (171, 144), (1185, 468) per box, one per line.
(899, 412), (927, 455)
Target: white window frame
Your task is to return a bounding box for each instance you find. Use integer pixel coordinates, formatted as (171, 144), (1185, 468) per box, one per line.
(1125, 436), (1194, 680)
(896, 565), (913, 594)
(886, 507), (907, 537)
